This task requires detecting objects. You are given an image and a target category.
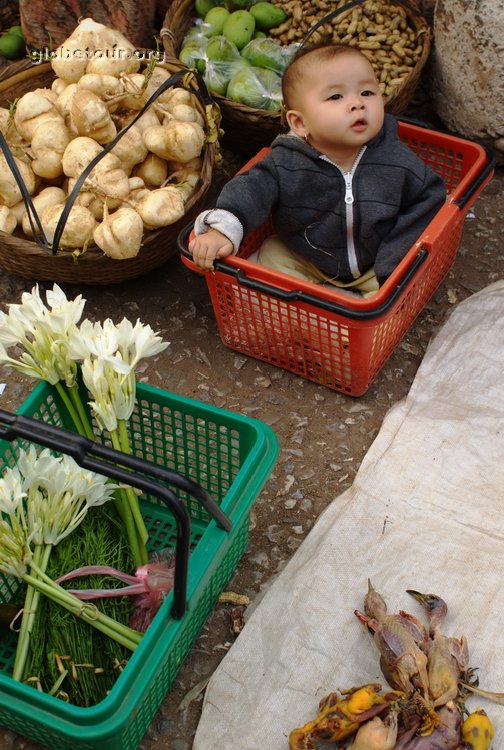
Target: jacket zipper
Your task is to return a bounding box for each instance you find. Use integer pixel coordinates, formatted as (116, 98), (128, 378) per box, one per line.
(339, 146), (366, 278)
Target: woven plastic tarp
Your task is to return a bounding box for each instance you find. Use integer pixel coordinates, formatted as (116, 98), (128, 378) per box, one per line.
(193, 280), (504, 750)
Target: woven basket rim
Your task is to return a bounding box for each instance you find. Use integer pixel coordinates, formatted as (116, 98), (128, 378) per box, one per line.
(0, 57), (219, 284)
(161, 0), (431, 122)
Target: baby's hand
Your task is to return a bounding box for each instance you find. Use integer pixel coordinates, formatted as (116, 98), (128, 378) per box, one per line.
(188, 229), (234, 271)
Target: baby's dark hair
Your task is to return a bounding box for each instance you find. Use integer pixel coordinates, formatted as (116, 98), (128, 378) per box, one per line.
(282, 43), (371, 110)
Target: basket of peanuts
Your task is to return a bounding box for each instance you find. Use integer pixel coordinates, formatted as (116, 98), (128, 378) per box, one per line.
(161, 0), (431, 151)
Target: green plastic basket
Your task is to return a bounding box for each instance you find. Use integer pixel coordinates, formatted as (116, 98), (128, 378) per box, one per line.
(0, 381), (278, 750)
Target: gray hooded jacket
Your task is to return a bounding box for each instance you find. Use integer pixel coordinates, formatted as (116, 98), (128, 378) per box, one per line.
(195, 114), (446, 284)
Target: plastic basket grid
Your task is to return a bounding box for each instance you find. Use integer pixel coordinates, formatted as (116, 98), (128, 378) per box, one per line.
(0, 381), (277, 750)
(181, 121), (493, 395)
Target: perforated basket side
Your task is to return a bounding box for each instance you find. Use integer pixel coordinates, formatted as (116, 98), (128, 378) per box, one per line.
(0, 382), (278, 750)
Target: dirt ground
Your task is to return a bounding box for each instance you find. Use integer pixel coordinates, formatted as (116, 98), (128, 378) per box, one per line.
(0, 114), (502, 749)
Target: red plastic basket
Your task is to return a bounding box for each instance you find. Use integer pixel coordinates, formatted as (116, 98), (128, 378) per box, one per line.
(179, 120), (494, 396)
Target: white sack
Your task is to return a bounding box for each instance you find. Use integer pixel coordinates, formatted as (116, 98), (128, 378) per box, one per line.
(194, 280), (504, 750)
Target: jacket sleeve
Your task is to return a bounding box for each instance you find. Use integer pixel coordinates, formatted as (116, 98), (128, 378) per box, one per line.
(192, 154), (280, 252)
(373, 165), (447, 285)
(216, 155), (280, 231)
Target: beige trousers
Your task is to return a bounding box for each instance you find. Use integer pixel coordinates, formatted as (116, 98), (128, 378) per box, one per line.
(256, 236), (379, 298)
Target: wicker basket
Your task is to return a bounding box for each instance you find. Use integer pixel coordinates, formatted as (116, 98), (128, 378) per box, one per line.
(0, 58), (220, 285)
(162, 0), (431, 151)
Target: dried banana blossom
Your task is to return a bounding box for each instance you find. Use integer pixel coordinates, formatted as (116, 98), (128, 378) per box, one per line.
(0, 153), (36, 207)
(136, 186), (186, 229)
(143, 121), (205, 163)
(21, 187), (66, 236)
(51, 18), (140, 83)
(461, 708), (494, 750)
(13, 88), (60, 142)
(30, 118), (71, 179)
(40, 203), (97, 249)
(349, 709), (399, 750)
(0, 205), (16, 234)
(70, 89), (117, 144)
(93, 205), (143, 259)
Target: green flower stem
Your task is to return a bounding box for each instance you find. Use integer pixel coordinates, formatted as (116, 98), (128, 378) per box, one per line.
(110, 427), (148, 566)
(117, 420), (149, 546)
(68, 383), (95, 441)
(12, 543), (52, 681)
(55, 381), (85, 435)
(25, 562), (142, 651)
(114, 487), (144, 568)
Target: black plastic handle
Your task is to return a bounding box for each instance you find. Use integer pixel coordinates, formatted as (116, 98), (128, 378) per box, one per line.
(178, 222), (428, 320)
(0, 409), (232, 619)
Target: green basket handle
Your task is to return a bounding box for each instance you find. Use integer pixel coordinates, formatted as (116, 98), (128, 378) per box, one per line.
(0, 408), (232, 619)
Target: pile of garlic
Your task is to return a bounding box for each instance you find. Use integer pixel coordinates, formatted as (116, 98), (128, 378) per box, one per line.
(0, 18), (209, 260)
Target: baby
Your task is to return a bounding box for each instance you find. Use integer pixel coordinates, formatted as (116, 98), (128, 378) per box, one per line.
(189, 43), (446, 296)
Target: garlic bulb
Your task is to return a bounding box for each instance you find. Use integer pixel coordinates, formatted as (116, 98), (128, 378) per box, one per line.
(136, 186), (186, 229)
(93, 205), (144, 258)
(143, 121), (205, 163)
(41, 203), (97, 248)
(0, 205), (16, 233)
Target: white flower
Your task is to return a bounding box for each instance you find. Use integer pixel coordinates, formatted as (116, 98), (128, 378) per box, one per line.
(27, 454), (117, 546)
(116, 318), (169, 368)
(0, 464), (26, 516)
(45, 284), (86, 332)
(0, 284), (84, 387)
(69, 318), (120, 362)
(0, 517), (29, 578)
(0, 447), (118, 578)
(70, 317), (168, 369)
(81, 355), (136, 432)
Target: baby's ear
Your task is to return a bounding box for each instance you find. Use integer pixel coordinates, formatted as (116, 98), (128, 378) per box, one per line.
(284, 108), (305, 136)
(280, 102), (288, 128)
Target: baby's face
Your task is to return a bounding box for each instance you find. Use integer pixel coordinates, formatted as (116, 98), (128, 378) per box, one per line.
(290, 52), (385, 160)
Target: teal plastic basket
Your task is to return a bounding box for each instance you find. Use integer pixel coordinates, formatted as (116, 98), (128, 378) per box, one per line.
(0, 381), (278, 750)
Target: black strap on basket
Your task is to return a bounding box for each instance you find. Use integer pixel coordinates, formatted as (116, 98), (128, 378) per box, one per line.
(0, 63), (215, 256)
(0, 407), (232, 620)
(300, 0), (424, 49)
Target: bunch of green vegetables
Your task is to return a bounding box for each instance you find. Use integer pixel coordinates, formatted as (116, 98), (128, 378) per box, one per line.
(179, 0), (295, 108)
(0, 283), (169, 703)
